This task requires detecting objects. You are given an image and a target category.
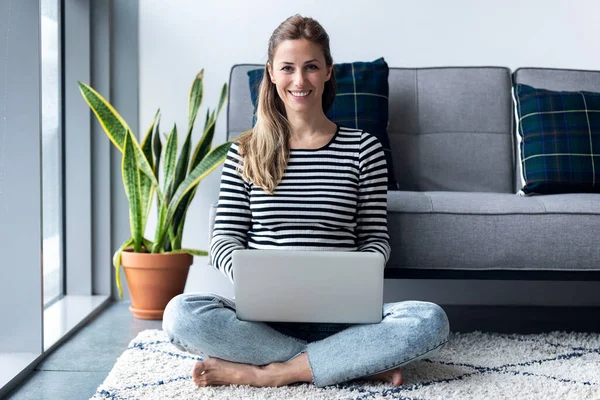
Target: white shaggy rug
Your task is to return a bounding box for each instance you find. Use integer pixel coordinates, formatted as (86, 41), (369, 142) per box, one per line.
(91, 329), (600, 400)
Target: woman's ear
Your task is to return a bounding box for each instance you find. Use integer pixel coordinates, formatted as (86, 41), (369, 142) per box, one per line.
(267, 62), (275, 83)
(325, 65), (333, 82)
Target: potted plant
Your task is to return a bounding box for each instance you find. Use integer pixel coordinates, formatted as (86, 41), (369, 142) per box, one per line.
(78, 70), (232, 319)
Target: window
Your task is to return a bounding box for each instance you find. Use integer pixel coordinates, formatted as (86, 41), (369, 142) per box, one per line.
(41, 0), (64, 306)
(1, 1), (117, 395)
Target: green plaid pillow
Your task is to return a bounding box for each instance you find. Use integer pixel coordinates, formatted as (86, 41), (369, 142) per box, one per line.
(247, 58), (398, 190)
(514, 83), (600, 195)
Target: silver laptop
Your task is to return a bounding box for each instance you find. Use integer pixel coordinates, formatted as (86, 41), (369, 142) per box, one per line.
(232, 250), (385, 324)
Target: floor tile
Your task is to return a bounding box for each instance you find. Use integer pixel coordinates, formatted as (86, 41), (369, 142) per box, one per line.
(38, 302), (161, 372)
(5, 371), (108, 400)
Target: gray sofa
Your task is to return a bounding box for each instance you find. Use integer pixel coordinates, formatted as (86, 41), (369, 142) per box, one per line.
(217, 65), (600, 278)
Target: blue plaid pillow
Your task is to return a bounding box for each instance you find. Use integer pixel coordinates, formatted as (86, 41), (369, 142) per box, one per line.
(514, 83), (600, 195)
(247, 58), (398, 190)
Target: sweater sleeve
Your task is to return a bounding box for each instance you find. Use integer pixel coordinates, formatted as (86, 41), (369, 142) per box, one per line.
(209, 143), (251, 283)
(356, 132), (391, 263)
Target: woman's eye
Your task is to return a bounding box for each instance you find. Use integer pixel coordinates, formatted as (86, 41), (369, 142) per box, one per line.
(281, 66), (293, 72)
(306, 64), (318, 70)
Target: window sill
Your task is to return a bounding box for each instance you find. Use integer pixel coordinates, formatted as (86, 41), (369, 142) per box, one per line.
(44, 295), (110, 352)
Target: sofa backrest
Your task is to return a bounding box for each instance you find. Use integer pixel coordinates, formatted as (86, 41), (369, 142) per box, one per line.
(227, 64), (262, 141)
(514, 68), (600, 91)
(227, 65), (515, 193)
(387, 67), (513, 193)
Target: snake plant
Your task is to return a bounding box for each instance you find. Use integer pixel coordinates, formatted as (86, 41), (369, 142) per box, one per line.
(78, 70), (232, 298)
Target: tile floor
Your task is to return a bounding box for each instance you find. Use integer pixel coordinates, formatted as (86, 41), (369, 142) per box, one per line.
(6, 302), (161, 400)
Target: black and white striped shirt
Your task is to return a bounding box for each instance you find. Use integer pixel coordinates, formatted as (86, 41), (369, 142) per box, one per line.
(210, 125), (391, 283)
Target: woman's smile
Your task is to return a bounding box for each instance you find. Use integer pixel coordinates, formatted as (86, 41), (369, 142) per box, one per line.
(288, 90), (313, 99)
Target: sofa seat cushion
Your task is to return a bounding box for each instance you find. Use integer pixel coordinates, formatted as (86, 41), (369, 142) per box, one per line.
(387, 191), (600, 271)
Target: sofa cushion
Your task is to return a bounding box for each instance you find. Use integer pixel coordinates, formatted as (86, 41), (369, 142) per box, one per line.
(387, 67), (514, 193)
(513, 83), (600, 195)
(386, 191), (600, 271)
(246, 58), (398, 190)
(513, 68), (600, 194)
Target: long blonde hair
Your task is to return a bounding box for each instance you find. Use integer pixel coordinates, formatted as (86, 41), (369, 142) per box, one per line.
(236, 15), (337, 194)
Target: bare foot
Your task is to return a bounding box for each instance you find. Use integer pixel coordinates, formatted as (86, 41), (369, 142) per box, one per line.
(191, 355), (312, 387)
(191, 358), (265, 387)
(362, 368), (404, 387)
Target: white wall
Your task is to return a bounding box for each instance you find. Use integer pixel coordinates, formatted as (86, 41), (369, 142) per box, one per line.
(139, 0), (600, 303)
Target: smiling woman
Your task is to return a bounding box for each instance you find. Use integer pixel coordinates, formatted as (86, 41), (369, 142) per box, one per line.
(162, 14), (449, 390)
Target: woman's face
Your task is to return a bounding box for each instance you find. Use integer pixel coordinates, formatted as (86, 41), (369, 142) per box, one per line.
(267, 39), (332, 117)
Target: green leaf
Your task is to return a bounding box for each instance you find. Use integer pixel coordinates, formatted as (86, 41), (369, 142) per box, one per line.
(189, 84), (228, 174)
(190, 115), (216, 174)
(168, 225), (176, 251)
(112, 237), (134, 299)
(122, 131), (143, 252)
(163, 125), (178, 195)
(139, 176), (154, 236)
(171, 181), (198, 249)
(152, 200), (168, 253)
(170, 126), (193, 204)
(188, 70), (204, 133)
(189, 110), (210, 174)
(142, 110), (159, 171)
(153, 122), (163, 223)
(78, 82), (131, 152)
(140, 111), (159, 234)
(153, 120), (162, 180)
(215, 83), (228, 120)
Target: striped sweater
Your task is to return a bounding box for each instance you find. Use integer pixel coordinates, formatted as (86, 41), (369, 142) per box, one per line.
(210, 125), (391, 283)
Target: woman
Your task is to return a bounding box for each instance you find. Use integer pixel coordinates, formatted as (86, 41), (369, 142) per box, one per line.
(163, 14), (449, 389)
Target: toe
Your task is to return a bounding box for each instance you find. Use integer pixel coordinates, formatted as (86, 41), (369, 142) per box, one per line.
(192, 361), (209, 386)
(194, 372), (210, 387)
(392, 371), (403, 387)
(192, 361), (203, 376)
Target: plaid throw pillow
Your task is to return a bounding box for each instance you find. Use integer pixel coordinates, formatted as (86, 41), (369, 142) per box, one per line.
(247, 58), (398, 190)
(514, 83), (600, 195)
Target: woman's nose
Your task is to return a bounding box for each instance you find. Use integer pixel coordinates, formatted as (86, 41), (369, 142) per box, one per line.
(294, 71), (306, 87)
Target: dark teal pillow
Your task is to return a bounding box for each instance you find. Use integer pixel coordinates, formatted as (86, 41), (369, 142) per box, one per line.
(247, 58), (398, 190)
(514, 83), (600, 195)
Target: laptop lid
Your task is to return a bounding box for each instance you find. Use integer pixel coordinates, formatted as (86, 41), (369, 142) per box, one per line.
(232, 250), (384, 324)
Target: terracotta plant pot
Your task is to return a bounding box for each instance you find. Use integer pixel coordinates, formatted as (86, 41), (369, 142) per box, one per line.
(120, 249), (193, 320)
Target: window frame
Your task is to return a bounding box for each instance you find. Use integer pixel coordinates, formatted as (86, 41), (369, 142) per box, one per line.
(41, 0), (66, 307)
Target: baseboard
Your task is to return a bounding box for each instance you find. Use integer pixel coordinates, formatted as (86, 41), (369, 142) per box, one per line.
(441, 305), (600, 333)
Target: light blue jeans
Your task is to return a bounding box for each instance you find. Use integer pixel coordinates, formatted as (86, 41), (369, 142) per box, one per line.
(162, 293), (449, 387)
